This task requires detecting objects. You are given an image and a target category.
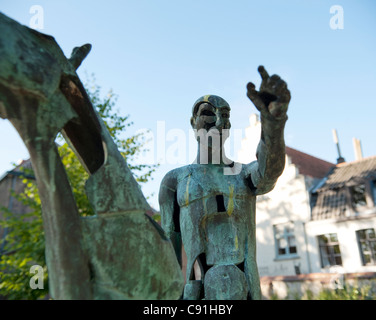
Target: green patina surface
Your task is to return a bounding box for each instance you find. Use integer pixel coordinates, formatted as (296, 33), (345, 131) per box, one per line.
(159, 69), (290, 300)
(0, 11), (291, 300)
(0, 12), (183, 300)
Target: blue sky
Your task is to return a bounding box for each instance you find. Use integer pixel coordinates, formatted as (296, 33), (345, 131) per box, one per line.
(1, 0), (376, 209)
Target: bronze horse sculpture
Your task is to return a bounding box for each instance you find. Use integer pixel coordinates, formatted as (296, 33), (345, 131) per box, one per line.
(0, 12), (183, 300)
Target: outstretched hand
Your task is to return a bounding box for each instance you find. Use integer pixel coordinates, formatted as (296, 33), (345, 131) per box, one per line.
(247, 66), (290, 120)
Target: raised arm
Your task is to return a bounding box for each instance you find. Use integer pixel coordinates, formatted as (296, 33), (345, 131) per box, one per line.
(159, 171), (182, 267)
(245, 66), (290, 195)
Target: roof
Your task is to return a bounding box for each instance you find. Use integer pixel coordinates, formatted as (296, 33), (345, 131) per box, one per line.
(285, 146), (335, 179)
(311, 156), (376, 220)
(316, 156), (376, 191)
(0, 159), (34, 182)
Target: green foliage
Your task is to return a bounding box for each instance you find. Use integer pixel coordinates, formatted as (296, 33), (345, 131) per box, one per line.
(303, 289), (315, 300)
(0, 182), (48, 299)
(269, 292), (280, 300)
(0, 76), (158, 299)
(268, 283), (376, 300)
(316, 284), (375, 300)
(71, 74), (158, 186)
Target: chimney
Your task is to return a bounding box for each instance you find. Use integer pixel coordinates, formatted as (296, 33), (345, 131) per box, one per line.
(332, 129), (345, 164)
(352, 138), (363, 161)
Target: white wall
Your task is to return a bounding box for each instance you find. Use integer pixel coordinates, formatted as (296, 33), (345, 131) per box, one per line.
(238, 113), (376, 277)
(255, 156), (313, 276)
(305, 216), (376, 274)
(238, 113), (313, 277)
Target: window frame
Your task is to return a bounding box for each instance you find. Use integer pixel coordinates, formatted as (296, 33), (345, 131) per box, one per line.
(317, 233), (343, 268)
(349, 183), (367, 209)
(356, 228), (376, 266)
(273, 221), (298, 260)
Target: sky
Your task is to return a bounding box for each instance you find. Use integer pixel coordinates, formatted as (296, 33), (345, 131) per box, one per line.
(1, 0), (376, 210)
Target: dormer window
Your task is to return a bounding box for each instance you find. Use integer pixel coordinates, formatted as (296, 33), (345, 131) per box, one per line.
(350, 184), (367, 209)
(310, 157), (376, 220)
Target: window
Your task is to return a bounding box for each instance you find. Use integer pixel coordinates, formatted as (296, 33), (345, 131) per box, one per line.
(274, 222), (297, 258)
(318, 233), (342, 267)
(350, 184), (367, 208)
(357, 228), (376, 266)
(310, 192), (318, 209)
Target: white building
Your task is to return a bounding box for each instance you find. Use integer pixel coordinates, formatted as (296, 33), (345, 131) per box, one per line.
(306, 156), (376, 274)
(238, 114), (376, 281)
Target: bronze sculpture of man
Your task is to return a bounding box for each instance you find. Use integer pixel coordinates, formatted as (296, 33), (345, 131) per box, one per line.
(159, 66), (290, 300)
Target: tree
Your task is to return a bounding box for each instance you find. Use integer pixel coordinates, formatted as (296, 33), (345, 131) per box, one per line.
(0, 77), (158, 299)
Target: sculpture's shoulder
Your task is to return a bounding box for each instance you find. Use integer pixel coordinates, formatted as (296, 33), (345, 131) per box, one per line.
(241, 160), (258, 178)
(160, 166), (191, 193)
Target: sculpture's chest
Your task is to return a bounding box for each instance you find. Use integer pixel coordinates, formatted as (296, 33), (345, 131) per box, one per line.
(175, 165), (255, 267)
(176, 165), (252, 208)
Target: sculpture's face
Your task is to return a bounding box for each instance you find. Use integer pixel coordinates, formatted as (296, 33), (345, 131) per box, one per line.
(191, 102), (231, 147)
(194, 102), (231, 132)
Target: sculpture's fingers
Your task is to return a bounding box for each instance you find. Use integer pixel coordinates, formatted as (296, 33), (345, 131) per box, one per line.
(258, 65), (269, 82)
(275, 78), (287, 89)
(273, 79), (288, 96)
(247, 82), (256, 91)
(276, 82), (291, 104)
(270, 74), (281, 82)
(247, 82), (266, 112)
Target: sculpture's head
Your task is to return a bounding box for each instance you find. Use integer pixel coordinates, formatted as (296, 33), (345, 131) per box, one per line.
(190, 95), (231, 147)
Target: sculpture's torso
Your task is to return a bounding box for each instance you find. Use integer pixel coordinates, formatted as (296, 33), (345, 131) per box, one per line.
(171, 163), (257, 299)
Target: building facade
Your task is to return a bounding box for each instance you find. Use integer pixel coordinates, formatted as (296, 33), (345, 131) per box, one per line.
(238, 114), (376, 278)
(0, 159), (33, 254)
(306, 156), (376, 274)
(238, 114), (335, 277)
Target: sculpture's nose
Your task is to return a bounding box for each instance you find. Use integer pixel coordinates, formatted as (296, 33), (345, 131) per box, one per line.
(215, 113), (230, 131)
(215, 114), (225, 130)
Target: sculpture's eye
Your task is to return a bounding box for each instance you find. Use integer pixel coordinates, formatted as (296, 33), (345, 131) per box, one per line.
(200, 110), (215, 117)
(222, 113), (229, 119)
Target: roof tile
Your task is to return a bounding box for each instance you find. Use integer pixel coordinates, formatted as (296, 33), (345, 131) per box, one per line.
(286, 146), (335, 179)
